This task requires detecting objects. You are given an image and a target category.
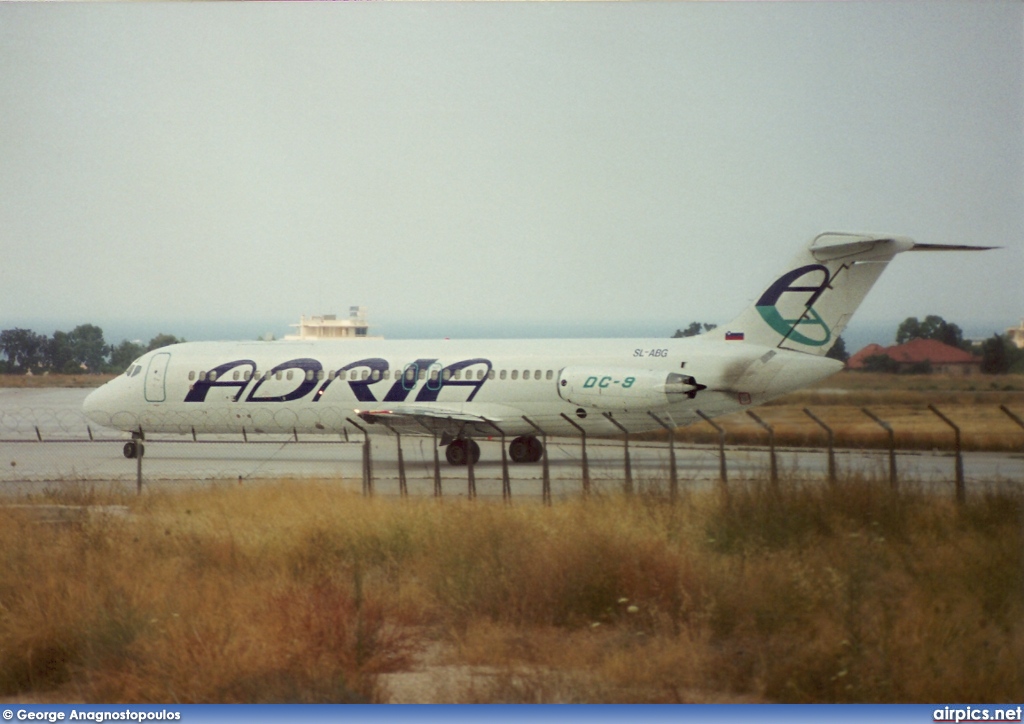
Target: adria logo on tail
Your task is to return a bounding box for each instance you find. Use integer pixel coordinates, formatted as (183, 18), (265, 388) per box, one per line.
(755, 264), (832, 346)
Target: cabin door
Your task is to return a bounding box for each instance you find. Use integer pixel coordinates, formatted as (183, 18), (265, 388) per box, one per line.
(145, 352), (171, 403)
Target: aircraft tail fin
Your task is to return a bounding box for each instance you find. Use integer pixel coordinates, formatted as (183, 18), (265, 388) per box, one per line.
(717, 233), (996, 356)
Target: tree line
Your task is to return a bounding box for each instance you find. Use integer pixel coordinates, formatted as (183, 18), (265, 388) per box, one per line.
(0, 325), (184, 375)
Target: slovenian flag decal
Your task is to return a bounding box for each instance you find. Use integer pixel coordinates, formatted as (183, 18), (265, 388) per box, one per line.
(725, 331), (745, 341)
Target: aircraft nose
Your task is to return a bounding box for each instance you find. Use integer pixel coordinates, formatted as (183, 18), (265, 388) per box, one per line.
(83, 383), (115, 428)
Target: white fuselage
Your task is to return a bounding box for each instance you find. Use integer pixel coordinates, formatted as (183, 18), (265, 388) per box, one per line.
(83, 336), (842, 441)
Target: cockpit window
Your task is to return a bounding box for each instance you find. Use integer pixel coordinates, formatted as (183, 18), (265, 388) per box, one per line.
(125, 364), (142, 378)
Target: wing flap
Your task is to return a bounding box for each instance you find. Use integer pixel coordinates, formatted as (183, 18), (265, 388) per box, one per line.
(354, 404), (504, 437)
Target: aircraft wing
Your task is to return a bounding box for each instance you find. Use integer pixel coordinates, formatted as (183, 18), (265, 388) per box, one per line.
(353, 404), (509, 437)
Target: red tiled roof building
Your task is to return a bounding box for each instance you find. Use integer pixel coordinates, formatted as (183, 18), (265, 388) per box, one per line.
(848, 338), (981, 375)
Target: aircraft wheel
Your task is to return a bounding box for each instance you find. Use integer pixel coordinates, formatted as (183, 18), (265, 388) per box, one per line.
(509, 435), (543, 464)
(445, 439), (480, 466)
(123, 441), (144, 459)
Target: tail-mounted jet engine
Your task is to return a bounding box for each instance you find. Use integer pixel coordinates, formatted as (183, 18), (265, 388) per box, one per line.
(556, 367), (706, 410)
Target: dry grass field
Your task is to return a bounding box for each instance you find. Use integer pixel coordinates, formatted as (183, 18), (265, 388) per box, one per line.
(0, 478), (1020, 703)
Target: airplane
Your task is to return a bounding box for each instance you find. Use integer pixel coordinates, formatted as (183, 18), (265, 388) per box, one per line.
(83, 232), (992, 464)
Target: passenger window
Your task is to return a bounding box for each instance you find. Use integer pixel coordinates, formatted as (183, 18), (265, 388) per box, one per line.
(316, 370), (324, 381)
(443, 369), (451, 381)
(418, 369), (426, 381)
(188, 371), (196, 381)
(362, 370), (369, 380)
(383, 370), (391, 380)
(339, 370), (347, 380)
(535, 370), (542, 380)
(511, 370), (519, 380)
(546, 370), (553, 380)
(286, 370), (294, 381)
(244, 371), (252, 381)
(487, 370), (495, 380)
(429, 369), (439, 382)
(372, 370), (380, 381)
(199, 371), (207, 382)
(304, 370), (313, 382)
(232, 371), (240, 381)
(500, 370), (507, 380)
(476, 370), (484, 380)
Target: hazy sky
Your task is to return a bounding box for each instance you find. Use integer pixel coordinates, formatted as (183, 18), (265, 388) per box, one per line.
(1, 1), (1021, 345)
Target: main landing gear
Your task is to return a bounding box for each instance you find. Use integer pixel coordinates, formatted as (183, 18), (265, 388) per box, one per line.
(443, 435), (544, 466)
(509, 435), (544, 463)
(445, 438), (481, 466)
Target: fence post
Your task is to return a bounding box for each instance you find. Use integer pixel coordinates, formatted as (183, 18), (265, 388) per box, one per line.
(432, 432), (442, 498)
(523, 416), (551, 505)
(803, 408), (837, 485)
(377, 419), (408, 498)
(346, 418), (373, 496)
(135, 429), (144, 495)
(648, 412), (679, 502)
(486, 420), (512, 503)
(746, 410), (778, 487)
(602, 413), (632, 495)
(862, 408), (897, 491)
(560, 413), (591, 497)
(395, 430), (407, 498)
(929, 405), (965, 505)
(1000, 405), (1024, 451)
(696, 409), (728, 484)
(467, 439), (476, 501)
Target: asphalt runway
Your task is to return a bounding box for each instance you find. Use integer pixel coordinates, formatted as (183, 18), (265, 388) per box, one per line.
(2, 388), (1022, 498)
